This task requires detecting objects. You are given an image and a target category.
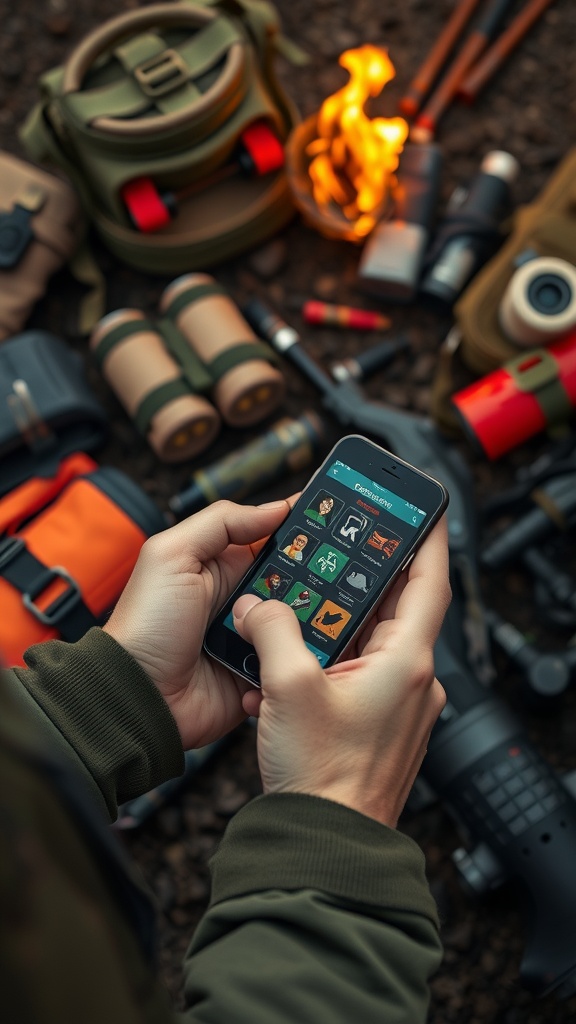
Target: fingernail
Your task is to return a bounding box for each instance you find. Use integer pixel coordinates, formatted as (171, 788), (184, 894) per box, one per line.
(233, 594), (262, 621)
(257, 500), (287, 510)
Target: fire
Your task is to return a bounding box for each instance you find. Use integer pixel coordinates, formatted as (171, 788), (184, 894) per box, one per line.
(306, 45), (409, 239)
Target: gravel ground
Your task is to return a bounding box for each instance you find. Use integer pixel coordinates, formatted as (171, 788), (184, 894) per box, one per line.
(2, 0), (576, 1020)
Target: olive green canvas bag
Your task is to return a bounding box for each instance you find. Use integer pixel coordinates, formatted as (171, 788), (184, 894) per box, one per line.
(20, 0), (301, 275)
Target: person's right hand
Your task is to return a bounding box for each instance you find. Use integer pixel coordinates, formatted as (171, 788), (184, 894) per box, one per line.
(232, 517), (451, 828)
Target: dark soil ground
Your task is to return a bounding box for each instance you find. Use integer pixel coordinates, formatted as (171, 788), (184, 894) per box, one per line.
(2, 0), (576, 1020)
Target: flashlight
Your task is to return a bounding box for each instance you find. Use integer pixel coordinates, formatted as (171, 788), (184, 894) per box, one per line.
(420, 150), (519, 309)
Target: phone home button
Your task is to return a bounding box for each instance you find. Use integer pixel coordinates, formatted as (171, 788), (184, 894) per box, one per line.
(242, 653), (260, 679)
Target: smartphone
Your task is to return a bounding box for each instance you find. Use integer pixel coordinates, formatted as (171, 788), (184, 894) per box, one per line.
(204, 434), (449, 685)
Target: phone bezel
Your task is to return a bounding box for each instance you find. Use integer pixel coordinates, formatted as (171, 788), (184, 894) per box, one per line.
(203, 434), (449, 686)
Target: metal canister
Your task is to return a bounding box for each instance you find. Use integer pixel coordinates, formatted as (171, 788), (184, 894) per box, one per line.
(169, 410), (325, 517)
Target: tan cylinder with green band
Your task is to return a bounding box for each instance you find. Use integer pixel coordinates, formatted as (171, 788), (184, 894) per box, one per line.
(90, 308), (221, 462)
(159, 272), (285, 426)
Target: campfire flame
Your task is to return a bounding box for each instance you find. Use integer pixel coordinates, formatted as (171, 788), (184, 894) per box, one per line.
(306, 46), (409, 238)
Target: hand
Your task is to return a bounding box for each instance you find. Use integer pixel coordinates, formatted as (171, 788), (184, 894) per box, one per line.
(232, 517), (451, 827)
(103, 499), (291, 750)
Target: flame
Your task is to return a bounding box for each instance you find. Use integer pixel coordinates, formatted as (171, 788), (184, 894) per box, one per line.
(306, 46), (409, 238)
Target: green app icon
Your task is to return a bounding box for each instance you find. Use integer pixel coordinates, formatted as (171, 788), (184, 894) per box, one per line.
(283, 582), (322, 621)
(309, 543), (349, 581)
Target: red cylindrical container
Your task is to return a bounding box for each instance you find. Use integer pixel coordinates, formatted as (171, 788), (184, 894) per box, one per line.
(451, 331), (576, 459)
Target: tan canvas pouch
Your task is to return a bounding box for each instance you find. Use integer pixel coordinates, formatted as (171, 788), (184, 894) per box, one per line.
(0, 152), (84, 342)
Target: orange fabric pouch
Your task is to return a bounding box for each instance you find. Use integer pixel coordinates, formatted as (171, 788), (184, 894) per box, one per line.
(0, 453), (166, 667)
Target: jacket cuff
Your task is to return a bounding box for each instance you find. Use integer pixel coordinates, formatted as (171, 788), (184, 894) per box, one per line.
(14, 627), (185, 817)
(209, 792), (439, 927)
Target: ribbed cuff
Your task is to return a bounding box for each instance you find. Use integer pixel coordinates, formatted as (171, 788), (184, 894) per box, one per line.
(210, 792), (439, 927)
(15, 627), (185, 816)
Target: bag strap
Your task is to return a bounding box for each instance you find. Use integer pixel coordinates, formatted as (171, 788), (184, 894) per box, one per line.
(60, 3), (246, 138)
(206, 341), (278, 379)
(0, 535), (98, 641)
(507, 348), (573, 425)
(133, 378), (193, 436)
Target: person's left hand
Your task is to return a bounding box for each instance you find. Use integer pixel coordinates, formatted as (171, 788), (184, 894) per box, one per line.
(103, 499), (291, 750)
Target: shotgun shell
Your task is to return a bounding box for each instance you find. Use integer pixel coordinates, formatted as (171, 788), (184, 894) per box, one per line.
(303, 300), (391, 331)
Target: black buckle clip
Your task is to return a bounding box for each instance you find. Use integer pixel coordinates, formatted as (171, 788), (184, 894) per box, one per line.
(22, 565), (83, 627)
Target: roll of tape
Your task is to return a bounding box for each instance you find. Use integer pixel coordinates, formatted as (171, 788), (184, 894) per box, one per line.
(499, 257), (576, 348)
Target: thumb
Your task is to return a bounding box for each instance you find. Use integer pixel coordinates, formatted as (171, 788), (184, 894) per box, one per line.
(232, 594), (321, 693)
(143, 499), (291, 572)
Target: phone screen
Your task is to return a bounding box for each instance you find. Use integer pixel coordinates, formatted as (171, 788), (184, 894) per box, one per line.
(204, 435), (448, 683)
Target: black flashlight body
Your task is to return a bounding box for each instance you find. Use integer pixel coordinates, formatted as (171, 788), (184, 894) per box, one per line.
(420, 150), (519, 308)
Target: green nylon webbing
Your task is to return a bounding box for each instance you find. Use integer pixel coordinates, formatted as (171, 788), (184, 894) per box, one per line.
(64, 18), (242, 126)
(115, 32), (202, 114)
(92, 318), (157, 366)
(207, 341), (278, 379)
(115, 33), (168, 71)
(158, 316), (214, 393)
(135, 377), (192, 435)
(65, 78), (150, 125)
(176, 18), (241, 81)
(162, 281), (228, 319)
(508, 348), (572, 425)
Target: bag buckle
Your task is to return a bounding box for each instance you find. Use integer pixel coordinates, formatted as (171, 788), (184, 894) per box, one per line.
(22, 565), (83, 627)
(134, 49), (189, 98)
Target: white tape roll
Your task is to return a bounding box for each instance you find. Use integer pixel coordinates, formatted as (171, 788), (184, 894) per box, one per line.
(499, 256), (576, 347)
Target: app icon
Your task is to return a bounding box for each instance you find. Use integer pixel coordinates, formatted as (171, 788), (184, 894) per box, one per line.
(339, 562), (378, 602)
(312, 599), (352, 640)
(364, 527), (403, 561)
(278, 528), (318, 565)
(253, 563), (293, 600)
(332, 506), (373, 546)
(304, 490), (343, 527)
(309, 542), (349, 581)
(283, 581), (322, 621)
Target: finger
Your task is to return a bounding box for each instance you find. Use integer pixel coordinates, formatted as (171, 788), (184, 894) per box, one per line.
(232, 594), (320, 692)
(387, 516), (451, 645)
(242, 688), (263, 717)
(361, 517), (450, 657)
(143, 499), (292, 572)
(249, 492), (301, 558)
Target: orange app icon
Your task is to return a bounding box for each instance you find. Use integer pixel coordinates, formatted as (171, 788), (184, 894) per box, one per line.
(312, 600), (352, 640)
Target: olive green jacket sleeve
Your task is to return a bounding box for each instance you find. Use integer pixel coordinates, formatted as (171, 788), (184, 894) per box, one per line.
(180, 793), (442, 1024)
(7, 627), (185, 820)
(3, 630), (443, 1024)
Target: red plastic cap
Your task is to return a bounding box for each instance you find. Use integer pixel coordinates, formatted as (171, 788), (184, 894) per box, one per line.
(121, 177), (172, 233)
(240, 122), (285, 176)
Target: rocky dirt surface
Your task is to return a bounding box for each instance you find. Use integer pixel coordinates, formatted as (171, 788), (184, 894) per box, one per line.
(2, 0), (576, 1020)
